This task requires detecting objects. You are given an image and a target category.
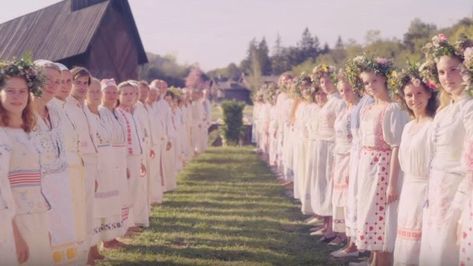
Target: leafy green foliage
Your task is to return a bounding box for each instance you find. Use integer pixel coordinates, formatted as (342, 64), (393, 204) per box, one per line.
(221, 100), (245, 145)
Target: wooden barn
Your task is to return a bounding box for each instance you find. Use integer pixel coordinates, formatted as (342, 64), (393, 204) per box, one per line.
(0, 0), (147, 81)
(214, 81), (251, 104)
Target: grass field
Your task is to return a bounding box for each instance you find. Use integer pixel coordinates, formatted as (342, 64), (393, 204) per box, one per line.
(99, 146), (341, 266)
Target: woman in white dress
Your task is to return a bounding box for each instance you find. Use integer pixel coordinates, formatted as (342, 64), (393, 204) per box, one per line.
(350, 56), (409, 266)
(0, 129), (17, 265)
(32, 61), (79, 265)
(309, 65), (345, 241)
(419, 35), (473, 266)
(116, 81), (146, 233)
(391, 66), (438, 265)
(291, 76), (311, 200)
(0, 59), (53, 265)
(459, 44), (473, 266)
(331, 75), (360, 245)
(301, 87), (323, 215)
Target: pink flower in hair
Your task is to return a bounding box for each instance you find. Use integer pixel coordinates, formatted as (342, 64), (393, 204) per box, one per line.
(425, 80), (437, 91)
(438, 33), (448, 42)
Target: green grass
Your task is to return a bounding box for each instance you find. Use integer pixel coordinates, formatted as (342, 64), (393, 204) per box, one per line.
(99, 146), (340, 266)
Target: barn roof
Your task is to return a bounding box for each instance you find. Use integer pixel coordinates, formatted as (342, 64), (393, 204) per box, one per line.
(0, 0), (147, 64)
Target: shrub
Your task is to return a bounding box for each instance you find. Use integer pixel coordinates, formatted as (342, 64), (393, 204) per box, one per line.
(220, 100), (245, 146)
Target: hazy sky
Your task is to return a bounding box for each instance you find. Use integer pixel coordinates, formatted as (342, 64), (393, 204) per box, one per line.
(1, 0), (472, 70)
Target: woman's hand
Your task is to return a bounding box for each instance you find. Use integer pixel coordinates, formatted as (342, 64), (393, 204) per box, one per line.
(150, 149), (156, 159)
(13, 220), (29, 264)
(386, 185), (399, 204)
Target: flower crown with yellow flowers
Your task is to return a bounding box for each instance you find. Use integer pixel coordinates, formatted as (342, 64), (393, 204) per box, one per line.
(0, 55), (44, 97)
(311, 64), (337, 85)
(345, 54), (393, 92)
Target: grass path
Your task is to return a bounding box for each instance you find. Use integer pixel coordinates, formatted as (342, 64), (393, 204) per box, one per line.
(99, 146), (340, 266)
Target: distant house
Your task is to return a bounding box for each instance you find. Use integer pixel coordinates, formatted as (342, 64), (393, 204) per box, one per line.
(213, 81), (251, 104)
(0, 0), (147, 81)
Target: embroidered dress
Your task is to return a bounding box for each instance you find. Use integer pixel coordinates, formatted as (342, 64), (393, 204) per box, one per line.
(59, 98), (87, 244)
(164, 109), (178, 191)
(356, 103), (408, 252)
(332, 106), (352, 233)
(419, 94), (473, 266)
(85, 107), (123, 242)
(5, 128), (53, 266)
(65, 96), (98, 251)
(116, 106), (147, 227)
(460, 189), (473, 266)
(309, 93), (345, 216)
(0, 129), (17, 265)
(394, 120), (432, 265)
(345, 95), (373, 238)
(31, 104), (79, 265)
(99, 106), (129, 233)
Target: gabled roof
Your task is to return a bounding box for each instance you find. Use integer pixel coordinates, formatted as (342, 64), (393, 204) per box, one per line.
(0, 0), (147, 64)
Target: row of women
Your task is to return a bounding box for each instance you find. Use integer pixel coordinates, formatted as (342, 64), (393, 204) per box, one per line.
(0, 58), (211, 265)
(253, 34), (473, 266)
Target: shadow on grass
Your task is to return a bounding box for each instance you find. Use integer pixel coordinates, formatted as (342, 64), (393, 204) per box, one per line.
(100, 146), (341, 266)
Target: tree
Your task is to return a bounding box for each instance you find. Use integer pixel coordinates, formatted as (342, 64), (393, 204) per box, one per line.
(403, 18), (437, 51)
(297, 27), (320, 60)
(272, 33), (283, 56)
(258, 38), (272, 75)
(335, 36), (344, 50)
(139, 52), (190, 87)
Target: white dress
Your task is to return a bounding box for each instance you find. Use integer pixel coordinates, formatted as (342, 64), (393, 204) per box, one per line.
(332, 106), (352, 233)
(394, 119), (432, 265)
(275, 93), (288, 170)
(133, 102), (151, 226)
(65, 96), (99, 247)
(309, 93), (345, 216)
(0, 129), (18, 266)
(5, 128), (53, 266)
(268, 104), (279, 166)
(116, 106), (148, 227)
(356, 103), (408, 252)
(292, 101), (309, 200)
(31, 105), (79, 264)
(59, 98), (88, 244)
(282, 97), (295, 180)
(99, 106), (128, 236)
(345, 95), (373, 238)
(87, 107), (123, 241)
(301, 103), (320, 215)
(419, 94), (473, 266)
(147, 102), (166, 204)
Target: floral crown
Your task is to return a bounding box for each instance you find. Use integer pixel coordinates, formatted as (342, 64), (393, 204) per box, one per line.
(422, 33), (464, 61)
(263, 82), (279, 104)
(462, 46), (473, 93)
(0, 55), (44, 97)
(345, 55), (393, 91)
(311, 64), (337, 84)
(388, 62), (438, 97)
(292, 72), (312, 99)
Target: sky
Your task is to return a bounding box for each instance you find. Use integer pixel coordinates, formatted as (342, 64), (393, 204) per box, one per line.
(0, 0), (472, 70)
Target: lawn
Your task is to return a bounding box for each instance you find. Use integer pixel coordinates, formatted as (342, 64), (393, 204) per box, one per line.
(99, 146), (341, 266)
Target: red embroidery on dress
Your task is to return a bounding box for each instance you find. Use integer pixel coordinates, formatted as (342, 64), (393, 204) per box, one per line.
(118, 108), (133, 155)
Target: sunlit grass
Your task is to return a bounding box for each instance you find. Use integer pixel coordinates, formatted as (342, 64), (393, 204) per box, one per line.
(99, 146), (339, 266)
